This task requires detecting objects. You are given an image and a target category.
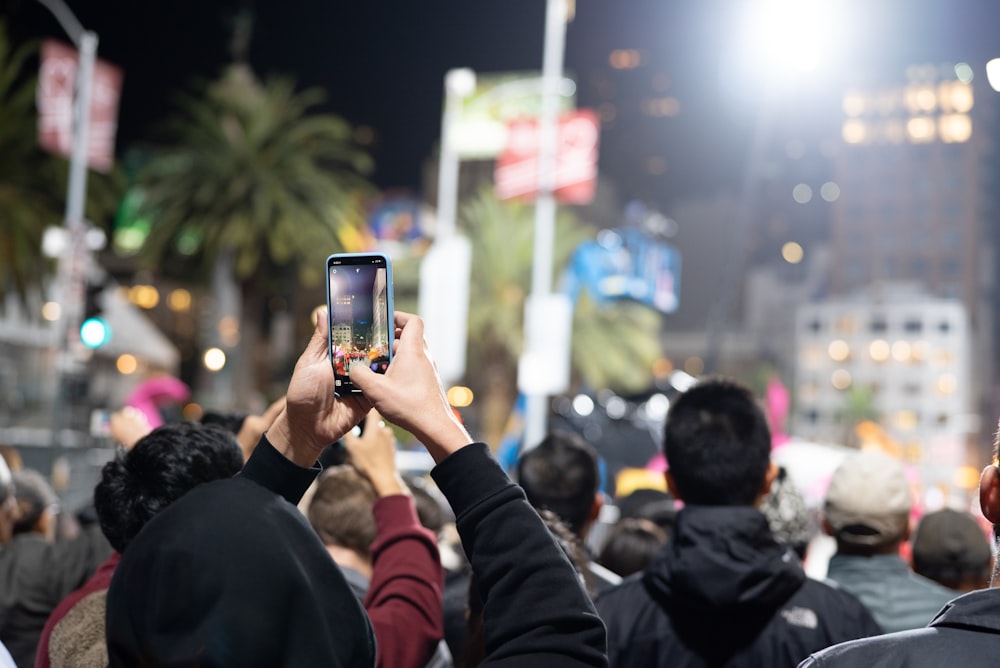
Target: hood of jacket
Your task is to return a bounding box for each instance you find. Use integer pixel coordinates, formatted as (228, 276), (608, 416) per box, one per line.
(642, 505), (806, 620)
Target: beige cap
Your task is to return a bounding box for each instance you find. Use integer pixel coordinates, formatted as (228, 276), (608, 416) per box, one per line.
(824, 450), (911, 546)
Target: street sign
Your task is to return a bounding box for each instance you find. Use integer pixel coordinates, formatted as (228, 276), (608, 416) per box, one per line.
(494, 109), (599, 204)
(37, 39), (123, 172)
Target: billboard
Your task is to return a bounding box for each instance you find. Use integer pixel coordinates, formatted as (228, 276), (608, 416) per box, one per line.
(448, 71), (576, 159)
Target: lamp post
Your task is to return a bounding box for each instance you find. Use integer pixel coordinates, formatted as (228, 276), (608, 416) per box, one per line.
(36, 0), (98, 458)
(519, 0), (571, 451)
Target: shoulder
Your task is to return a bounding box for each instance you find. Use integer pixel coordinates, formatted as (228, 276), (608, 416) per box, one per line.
(800, 626), (952, 667)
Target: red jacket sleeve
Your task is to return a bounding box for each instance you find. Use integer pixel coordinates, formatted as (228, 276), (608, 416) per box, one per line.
(364, 494), (445, 668)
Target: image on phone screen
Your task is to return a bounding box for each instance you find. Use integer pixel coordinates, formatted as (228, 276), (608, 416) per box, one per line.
(326, 254), (393, 395)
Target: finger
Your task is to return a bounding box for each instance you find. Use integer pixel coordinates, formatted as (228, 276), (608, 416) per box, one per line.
(362, 408), (384, 436)
(300, 308), (330, 364)
(350, 364), (380, 395)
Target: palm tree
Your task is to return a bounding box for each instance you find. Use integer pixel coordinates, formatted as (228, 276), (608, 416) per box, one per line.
(462, 187), (664, 446)
(133, 64), (375, 402)
(0, 21), (62, 311)
(0, 20), (122, 314)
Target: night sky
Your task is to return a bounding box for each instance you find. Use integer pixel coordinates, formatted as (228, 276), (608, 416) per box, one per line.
(7, 0), (1000, 199)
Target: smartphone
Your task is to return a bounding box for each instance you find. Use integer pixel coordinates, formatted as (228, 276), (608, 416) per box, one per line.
(90, 409), (112, 437)
(325, 252), (394, 396)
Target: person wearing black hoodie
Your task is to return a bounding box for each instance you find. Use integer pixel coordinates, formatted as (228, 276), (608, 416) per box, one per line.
(595, 377), (880, 667)
(106, 311), (606, 668)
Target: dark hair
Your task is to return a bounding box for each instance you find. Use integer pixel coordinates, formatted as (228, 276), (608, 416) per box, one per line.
(598, 518), (668, 578)
(516, 431), (600, 536)
(664, 377), (771, 506)
(307, 465), (377, 556)
(12, 469), (58, 535)
(94, 422), (244, 553)
(404, 475), (449, 535)
(616, 488), (677, 534)
(200, 411), (248, 435)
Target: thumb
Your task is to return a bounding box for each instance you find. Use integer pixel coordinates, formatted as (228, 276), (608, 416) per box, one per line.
(350, 364), (382, 398)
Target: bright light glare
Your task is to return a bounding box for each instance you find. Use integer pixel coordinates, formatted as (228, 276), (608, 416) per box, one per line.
(203, 348), (227, 372)
(743, 0), (840, 76)
(987, 58), (1000, 93)
(572, 394), (595, 416)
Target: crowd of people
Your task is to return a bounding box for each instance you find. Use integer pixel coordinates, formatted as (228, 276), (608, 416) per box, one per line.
(0, 309), (997, 667)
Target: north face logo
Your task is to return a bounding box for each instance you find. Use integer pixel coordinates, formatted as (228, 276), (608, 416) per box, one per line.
(781, 606), (818, 629)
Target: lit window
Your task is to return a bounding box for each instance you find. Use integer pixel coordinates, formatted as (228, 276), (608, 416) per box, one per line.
(940, 114), (972, 143)
(843, 120), (867, 144)
(907, 117), (936, 143)
(828, 339), (851, 362)
(869, 339), (890, 362)
(831, 369), (852, 390)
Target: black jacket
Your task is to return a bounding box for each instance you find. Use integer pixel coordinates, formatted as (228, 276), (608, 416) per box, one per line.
(798, 587), (1000, 667)
(595, 506), (881, 667)
(0, 524), (110, 668)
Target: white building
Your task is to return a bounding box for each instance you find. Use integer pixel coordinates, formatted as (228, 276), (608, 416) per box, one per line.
(794, 282), (976, 502)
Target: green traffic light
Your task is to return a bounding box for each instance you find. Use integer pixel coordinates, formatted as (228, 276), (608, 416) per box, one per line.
(80, 317), (111, 348)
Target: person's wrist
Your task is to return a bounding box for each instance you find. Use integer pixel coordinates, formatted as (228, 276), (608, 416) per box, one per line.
(265, 412), (323, 468)
(368, 472), (409, 498)
(415, 415), (473, 463)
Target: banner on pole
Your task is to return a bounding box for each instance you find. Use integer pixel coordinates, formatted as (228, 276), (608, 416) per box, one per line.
(494, 109), (599, 204)
(37, 40), (123, 172)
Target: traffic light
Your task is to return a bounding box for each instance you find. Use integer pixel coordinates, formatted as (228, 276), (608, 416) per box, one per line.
(80, 281), (111, 348)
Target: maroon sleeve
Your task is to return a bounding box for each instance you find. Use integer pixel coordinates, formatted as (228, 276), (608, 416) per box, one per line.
(363, 494), (445, 668)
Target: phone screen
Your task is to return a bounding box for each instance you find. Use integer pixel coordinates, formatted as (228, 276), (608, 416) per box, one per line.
(326, 253), (393, 396)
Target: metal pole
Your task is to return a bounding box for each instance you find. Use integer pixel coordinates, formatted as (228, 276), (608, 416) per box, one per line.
(521, 0), (568, 451)
(436, 68), (475, 240)
(37, 0), (98, 463)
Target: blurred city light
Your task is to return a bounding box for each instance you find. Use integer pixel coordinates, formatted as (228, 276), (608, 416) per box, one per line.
(116, 354), (138, 375)
(869, 339), (890, 362)
(80, 317), (111, 349)
(741, 0), (842, 77)
(828, 339), (850, 361)
(954, 62), (974, 84)
(684, 356), (704, 375)
(605, 396), (628, 419)
(782, 241), (804, 264)
(819, 181), (840, 202)
(203, 348), (226, 372)
(986, 58), (1000, 92)
(128, 284), (160, 309)
(669, 370), (697, 392)
(182, 402), (204, 421)
(644, 393), (671, 421)
(830, 368), (851, 390)
(168, 289), (192, 312)
(572, 394), (595, 416)
(41, 302), (61, 322)
(792, 184), (812, 204)
(446, 385), (474, 407)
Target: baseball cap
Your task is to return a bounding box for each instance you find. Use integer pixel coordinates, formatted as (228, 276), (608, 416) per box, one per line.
(824, 450), (910, 546)
(912, 508), (992, 576)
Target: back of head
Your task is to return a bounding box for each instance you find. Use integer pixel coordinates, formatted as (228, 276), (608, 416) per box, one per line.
(663, 377), (771, 506)
(200, 410), (248, 435)
(616, 488), (677, 535)
(94, 421), (244, 553)
(824, 450), (910, 551)
(598, 518), (668, 578)
(12, 469), (58, 536)
(517, 430), (600, 536)
(107, 476), (376, 667)
(307, 466), (377, 556)
(912, 508), (992, 591)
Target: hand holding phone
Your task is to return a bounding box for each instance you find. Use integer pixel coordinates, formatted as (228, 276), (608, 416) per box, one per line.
(325, 252), (394, 397)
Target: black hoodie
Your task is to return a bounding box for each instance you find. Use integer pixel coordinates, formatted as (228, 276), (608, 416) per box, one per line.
(105, 438), (377, 667)
(596, 506), (881, 667)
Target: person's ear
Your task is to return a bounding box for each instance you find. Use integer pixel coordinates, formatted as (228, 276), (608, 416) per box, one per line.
(665, 471), (682, 502)
(759, 462), (779, 499)
(588, 494), (603, 525)
(979, 464), (1000, 524)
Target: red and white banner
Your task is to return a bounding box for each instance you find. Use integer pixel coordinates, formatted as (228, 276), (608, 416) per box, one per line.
(494, 109), (600, 205)
(37, 40), (123, 173)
